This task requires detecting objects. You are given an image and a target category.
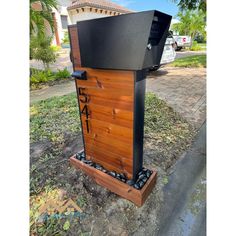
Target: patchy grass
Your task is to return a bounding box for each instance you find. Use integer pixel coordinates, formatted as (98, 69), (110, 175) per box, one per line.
(30, 93), (81, 144)
(145, 93), (193, 139)
(171, 54), (206, 68)
(30, 92), (196, 235)
(144, 93), (195, 170)
(30, 92), (194, 147)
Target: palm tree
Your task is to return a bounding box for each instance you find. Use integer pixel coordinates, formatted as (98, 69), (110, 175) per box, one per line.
(30, 0), (58, 36)
(171, 0), (206, 12)
(171, 10), (206, 47)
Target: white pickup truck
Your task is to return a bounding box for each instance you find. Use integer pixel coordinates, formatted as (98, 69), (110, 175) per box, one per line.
(149, 33), (176, 71)
(173, 35), (191, 51)
(160, 36), (176, 65)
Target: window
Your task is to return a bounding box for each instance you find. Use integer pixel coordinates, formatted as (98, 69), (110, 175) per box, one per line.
(61, 15), (68, 29)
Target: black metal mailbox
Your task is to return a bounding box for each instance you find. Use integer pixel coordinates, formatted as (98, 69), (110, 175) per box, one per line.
(77, 10), (172, 70)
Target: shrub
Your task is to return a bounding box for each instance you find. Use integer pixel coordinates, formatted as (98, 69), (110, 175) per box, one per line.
(30, 69), (55, 84)
(54, 68), (71, 79)
(62, 31), (69, 44)
(190, 41), (202, 51)
(30, 35), (58, 69)
(50, 45), (61, 52)
(30, 67), (71, 85)
(30, 68), (41, 77)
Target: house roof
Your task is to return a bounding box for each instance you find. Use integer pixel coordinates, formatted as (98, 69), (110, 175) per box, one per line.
(67, 0), (133, 13)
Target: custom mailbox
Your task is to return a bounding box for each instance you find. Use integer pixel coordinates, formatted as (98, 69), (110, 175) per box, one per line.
(68, 10), (172, 206)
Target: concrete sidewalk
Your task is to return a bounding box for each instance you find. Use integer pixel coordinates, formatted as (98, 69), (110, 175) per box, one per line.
(157, 122), (206, 236)
(30, 80), (75, 104)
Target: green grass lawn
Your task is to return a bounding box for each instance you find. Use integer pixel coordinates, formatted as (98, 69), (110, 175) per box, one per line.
(30, 93), (81, 143)
(171, 54), (206, 68)
(30, 93), (194, 144)
(198, 43), (206, 48)
(30, 92), (194, 162)
(190, 42), (206, 51)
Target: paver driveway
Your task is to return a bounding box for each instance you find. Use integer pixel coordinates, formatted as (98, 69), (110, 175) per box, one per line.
(147, 66), (206, 129)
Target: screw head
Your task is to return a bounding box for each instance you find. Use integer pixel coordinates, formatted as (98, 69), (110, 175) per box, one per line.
(147, 43), (152, 50)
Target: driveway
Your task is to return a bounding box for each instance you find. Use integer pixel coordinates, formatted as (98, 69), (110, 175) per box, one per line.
(147, 67), (206, 129)
(176, 50), (206, 59)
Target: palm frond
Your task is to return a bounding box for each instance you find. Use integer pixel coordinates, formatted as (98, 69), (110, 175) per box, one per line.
(30, 0), (58, 36)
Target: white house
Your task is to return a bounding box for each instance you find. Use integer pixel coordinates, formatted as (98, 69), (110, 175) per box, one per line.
(51, 0), (132, 46)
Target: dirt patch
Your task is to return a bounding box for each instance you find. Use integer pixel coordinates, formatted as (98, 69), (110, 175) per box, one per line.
(30, 93), (196, 235)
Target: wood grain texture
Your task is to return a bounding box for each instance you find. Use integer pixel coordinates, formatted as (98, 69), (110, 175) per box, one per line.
(70, 155), (157, 206)
(68, 25), (81, 68)
(76, 68), (135, 178)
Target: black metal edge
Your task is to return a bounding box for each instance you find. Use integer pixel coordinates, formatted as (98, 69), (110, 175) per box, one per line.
(132, 70), (147, 181)
(74, 79), (87, 157)
(68, 24), (76, 72)
(142, 18), (171, 69)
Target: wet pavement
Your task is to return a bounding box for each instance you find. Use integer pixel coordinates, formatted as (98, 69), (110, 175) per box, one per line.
(157, 122), (206, 236)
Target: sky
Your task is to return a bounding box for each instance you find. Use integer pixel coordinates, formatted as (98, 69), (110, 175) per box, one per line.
(113, 0), (179, 18)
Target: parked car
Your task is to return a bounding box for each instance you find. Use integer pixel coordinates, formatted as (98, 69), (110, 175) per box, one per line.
(173, 34), (191, 51)
(149, 32), (176, 71)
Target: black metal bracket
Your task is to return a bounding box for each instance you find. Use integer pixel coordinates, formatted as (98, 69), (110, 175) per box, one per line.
(71, 70), (87, 80)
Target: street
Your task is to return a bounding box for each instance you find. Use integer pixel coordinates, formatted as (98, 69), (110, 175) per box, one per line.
(176, 50), (206, 59)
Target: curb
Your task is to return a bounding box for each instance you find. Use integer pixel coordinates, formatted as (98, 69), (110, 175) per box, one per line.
(157, 122), (206, 236)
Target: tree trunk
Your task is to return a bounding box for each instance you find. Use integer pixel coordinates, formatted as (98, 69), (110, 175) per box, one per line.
(190, 32), (196, 49)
